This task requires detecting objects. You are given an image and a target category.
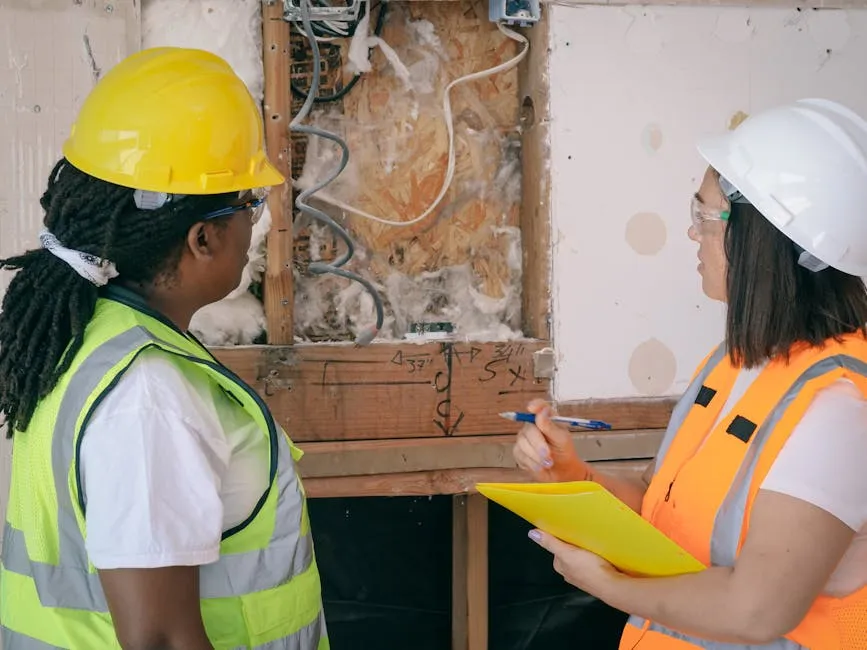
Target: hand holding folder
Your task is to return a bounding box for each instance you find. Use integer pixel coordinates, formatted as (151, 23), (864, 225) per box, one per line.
(476, 481), (706, 578)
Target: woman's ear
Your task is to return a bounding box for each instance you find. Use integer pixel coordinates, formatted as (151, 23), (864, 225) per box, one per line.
(186, 223), (214, 261)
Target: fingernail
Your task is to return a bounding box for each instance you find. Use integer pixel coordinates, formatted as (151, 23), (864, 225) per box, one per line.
(541, 457), (553, 468)
(528, 530), (542, 543)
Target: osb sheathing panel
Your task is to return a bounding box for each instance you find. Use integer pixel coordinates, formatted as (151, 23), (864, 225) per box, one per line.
(308, 0), (522, 300)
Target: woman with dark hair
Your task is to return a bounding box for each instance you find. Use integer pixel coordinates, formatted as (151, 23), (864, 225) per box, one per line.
(513, 98), (867, 649)
(0, 47), (327, 649)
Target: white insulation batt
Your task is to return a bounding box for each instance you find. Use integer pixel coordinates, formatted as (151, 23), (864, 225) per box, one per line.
(142, 0), (270, 345)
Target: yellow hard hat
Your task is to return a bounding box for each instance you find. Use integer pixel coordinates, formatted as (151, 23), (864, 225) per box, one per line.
(62, 47), (284, 195)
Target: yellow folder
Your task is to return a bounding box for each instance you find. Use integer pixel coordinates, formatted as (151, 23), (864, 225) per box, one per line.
(476, 481), (706, 578)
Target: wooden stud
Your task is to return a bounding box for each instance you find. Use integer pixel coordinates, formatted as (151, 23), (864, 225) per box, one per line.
(451, 494), (489, 650)
(452, 495), (469, 650)
(466, 493), (489, 650)
(262, 2), (294, 344)
(517, 13), (552, 339)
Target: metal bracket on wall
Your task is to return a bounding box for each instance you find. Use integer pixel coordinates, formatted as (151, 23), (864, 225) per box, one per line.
(532, 347), (556, 379)
(489, 0), (541, 26)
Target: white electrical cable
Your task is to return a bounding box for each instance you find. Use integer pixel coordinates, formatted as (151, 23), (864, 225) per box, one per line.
(294, 22), (530, 228)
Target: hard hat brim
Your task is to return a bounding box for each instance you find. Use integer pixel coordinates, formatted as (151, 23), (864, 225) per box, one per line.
(62, 144), (287, 195)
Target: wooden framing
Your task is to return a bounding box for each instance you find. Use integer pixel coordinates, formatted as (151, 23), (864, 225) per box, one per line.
(262, 1), (295, 344)
(214, 340), (551, 440)
(212, 5), (665, 649)
(517, 12), (552, 341)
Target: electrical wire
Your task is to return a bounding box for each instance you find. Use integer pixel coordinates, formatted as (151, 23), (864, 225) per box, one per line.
(288, 4), (531, 344)
(290, 1), (387, 104)
(290, 0), (384, 345)
(292, 22), (530, 227)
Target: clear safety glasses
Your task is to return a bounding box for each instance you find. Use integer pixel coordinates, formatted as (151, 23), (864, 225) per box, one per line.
(690, 194), (729, 233)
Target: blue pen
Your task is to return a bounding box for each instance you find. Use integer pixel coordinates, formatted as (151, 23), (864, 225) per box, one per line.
(499, 410), (612, 431)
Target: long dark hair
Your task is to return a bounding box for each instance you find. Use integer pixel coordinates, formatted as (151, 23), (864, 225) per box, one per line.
(724, 201), (867, 368)
(0, 159), (234, 435)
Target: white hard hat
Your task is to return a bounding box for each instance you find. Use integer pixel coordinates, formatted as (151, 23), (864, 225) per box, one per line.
(696, 98), (867, 277)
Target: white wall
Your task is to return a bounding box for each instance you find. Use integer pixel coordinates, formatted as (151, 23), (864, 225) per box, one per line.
(0, 1), (139, 575)
(549, 5), (867, 401)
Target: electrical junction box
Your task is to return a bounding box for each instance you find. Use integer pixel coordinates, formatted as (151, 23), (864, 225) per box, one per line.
(489, 0), (541, 27)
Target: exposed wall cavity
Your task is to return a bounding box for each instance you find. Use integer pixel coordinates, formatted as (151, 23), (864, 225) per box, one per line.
(291, 4), (525, 343)
(549, 4), (867, 401)
(141, 1), (524, 346)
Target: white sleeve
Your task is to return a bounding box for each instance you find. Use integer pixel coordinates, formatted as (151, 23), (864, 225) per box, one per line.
(80, 349), (231, 570)
(761, 379), (867, 532)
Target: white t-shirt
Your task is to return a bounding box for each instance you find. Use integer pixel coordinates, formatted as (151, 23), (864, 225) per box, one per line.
(713, 367), (867, 597)
(79, 348), (269, 570)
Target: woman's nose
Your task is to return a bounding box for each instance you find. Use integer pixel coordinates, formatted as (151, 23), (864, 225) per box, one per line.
(688, 224), (700, 241)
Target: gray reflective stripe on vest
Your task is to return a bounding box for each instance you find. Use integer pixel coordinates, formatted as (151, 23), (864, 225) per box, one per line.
(2, 612), (326, 650)
(199, 430), (312, 599)
(653, 342), (727, 474)
(51, 328), (150, 580)
(245, 611), (326, 650)
(1, 626), (63, 649)
(626, 615), (805, 649)
(4, 326), (312, 612)
(710, 354), (867, 568)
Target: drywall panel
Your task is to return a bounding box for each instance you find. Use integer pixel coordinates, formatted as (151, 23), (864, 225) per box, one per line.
(549, 5), (867, 400)
(0, 0), (139, 565)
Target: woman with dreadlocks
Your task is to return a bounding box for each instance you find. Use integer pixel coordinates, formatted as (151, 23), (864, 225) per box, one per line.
(0, 48), (327, 650)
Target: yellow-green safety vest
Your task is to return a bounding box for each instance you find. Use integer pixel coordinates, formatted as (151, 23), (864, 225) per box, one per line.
(0, 289), (328, 649)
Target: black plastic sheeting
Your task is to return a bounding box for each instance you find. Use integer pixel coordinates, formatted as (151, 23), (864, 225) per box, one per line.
(308, 496), (628, 650)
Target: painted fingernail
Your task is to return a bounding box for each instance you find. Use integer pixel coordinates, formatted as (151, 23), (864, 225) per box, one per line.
(528, 530), (542, 542)
(541, 457), (553, 468)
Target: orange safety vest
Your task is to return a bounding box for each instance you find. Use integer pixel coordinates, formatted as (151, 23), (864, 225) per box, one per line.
(619, 333), (867, 650)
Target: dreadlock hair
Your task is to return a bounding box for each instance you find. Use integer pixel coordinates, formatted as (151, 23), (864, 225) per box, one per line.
(0, 158), (237, 436)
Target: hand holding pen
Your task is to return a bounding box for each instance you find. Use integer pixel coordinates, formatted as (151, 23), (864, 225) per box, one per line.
(499, 411), (612, 431)
(508, 398), (610, 482)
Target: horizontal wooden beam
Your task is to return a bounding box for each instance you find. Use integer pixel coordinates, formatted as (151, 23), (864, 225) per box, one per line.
(296, 429), (663, 477)
(301, 460), (650, 498)
(212, 340), (551, 441)
(390, 0), (867, 6)
(557, 396), (676, 431)
(550, 0), (867, 6)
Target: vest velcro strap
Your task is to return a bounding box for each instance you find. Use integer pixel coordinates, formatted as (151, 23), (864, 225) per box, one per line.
(694, 385), (717, 407)
(726, 415), (757, 443)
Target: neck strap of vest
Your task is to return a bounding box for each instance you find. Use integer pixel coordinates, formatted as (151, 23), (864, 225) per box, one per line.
(100, 284), (185, 334)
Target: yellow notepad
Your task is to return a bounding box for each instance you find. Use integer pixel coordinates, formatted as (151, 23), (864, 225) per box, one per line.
(476, 481), (705, 578)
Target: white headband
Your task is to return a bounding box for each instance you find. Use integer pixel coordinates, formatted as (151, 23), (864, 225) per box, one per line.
(39, 230), (119, 287)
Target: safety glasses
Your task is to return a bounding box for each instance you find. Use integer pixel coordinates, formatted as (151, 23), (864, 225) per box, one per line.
(690, 194), (729, 232)
(201, 189), (267, 225)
